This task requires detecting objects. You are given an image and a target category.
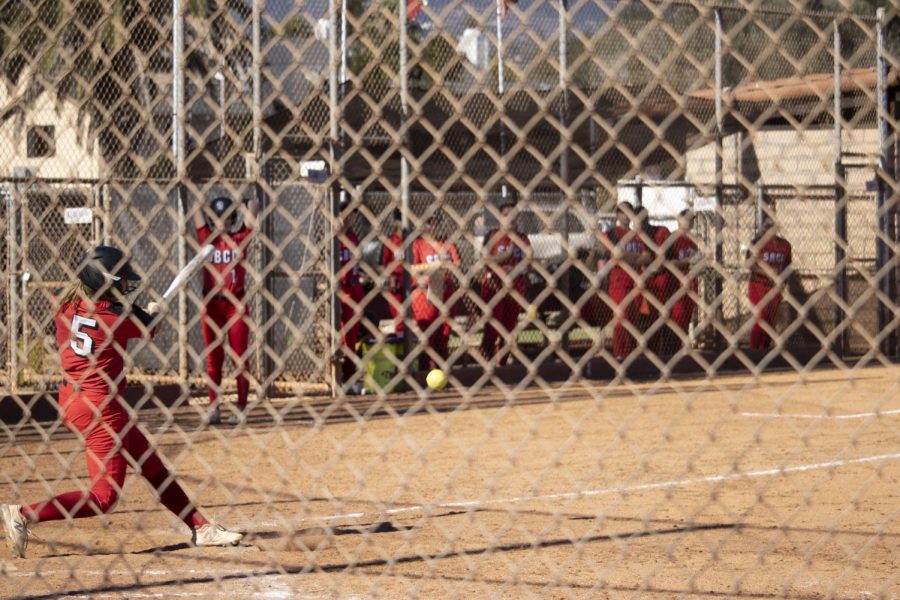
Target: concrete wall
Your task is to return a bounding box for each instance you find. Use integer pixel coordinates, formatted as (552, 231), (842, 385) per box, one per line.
(0, 88), (100, 180)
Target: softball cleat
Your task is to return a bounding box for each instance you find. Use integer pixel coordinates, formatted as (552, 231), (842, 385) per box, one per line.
(191, 523), (243, 547)
(1, 504), (28, 559)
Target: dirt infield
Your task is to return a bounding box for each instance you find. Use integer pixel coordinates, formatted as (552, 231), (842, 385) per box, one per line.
(1, 365), (898, 599)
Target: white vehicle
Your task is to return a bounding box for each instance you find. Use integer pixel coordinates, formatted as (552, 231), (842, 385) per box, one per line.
(474, 202), (602, 267)
(616, 179), (712, 227)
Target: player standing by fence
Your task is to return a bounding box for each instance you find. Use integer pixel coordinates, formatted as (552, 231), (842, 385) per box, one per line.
(747, 212), (793, 351)
(410, 211), (461, 371)
(381, 209), (405, 335)
(193, 196), (259, 425)
(338, 199), (366, 394)
(662, 209), (700, 354)
(479, 195), (532, 366)
(635, 207), (671, 355)
(1, 246), (242, 558)
(600, 202), (650, 361)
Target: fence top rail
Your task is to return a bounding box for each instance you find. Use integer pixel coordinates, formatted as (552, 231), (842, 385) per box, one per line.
(661, 0), (880, 22)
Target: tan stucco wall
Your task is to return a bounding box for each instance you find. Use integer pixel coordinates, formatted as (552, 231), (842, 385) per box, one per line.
(0, 89), (100, 180)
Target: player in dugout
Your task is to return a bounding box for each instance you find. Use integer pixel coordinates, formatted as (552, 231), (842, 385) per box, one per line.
(479, 193), (532, 367)
(598, 202), (652, 361)
(1, 246), (243, 559)
(193, 195), (260, 425)
(409, 210), (461, 372)
(338, 198), (366, 394)
(381, 209), (406, 336)
(661, 208), (701, 354)
(747, 209), (793, 351)
(634, 206), (671, 356)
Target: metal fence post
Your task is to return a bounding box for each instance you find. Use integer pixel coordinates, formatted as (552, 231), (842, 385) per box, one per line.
(400, 0), (413, 370)
(328, 0), (342, 395)
(714, 8), (725, 353)
(173, 0), (188, 382)
(6, 189), (16, 391)
(833, 20), (848, 357)
(875, 8), (893, 356)
(559, 0), (571, 358)
(251, 0), (270, 401)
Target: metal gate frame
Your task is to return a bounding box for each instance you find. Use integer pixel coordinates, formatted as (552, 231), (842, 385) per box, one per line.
(4, 177), (102, 390)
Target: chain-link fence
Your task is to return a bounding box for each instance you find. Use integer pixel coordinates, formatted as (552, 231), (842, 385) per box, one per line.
(1, 0), (899, 597)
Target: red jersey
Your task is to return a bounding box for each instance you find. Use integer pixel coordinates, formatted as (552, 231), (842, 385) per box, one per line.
(751, 235), (792, 286)
(382, 232), (404, 292)
(197, 224), (253, 298)
(668, 231), (699, 274)
(644, 225), (670, 278)
(604, 226), (647, 257)
(340, 230), (362, 290)
(411, 238), (460, 288)
(603, 226), (646, 285)
(56, 300), (156, 395)
(484, 229), (530, 277)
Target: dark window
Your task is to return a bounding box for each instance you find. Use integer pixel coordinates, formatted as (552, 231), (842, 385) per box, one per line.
(27, 126), (55, 158)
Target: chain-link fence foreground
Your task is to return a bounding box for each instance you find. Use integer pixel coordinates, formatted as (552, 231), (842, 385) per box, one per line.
(1, 0), (900, 597)
(1, 368), (898, 598)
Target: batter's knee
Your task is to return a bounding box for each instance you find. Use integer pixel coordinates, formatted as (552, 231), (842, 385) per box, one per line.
(89, 484), (120, 514)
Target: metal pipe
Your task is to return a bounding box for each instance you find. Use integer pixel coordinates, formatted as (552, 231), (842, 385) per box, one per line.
(833, 20), (848, 357)
(252, 0), (262, 163)
(6, 190), (16, 391)
(756, 186), (764, 230)
(19, 186), (27, 385)
(875, 8), (892, 355)
(327, 0), (342, 395)
(713, 8), (724, 352)
(497, 0), (507, 199)
(252, 0), (269, 400)
(400, 0), (413, 363)
(559, 0), (571, 357)
(101, 183), (111, 245)
(172, 0), (188, 381)
(214, 71), (225, 149)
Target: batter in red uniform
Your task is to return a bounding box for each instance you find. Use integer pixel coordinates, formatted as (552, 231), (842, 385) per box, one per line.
(748, 214), (793, 350)
(0, 246), (242, 558)
(480, 196), (531, 366)
(381, 209), (405, 335)
(410, 212), (461, 370)
(194, 196), (259, 425)
(662, 209), (700, 354)
(339, 200), (366, 393)
(599, 202), (651, 360)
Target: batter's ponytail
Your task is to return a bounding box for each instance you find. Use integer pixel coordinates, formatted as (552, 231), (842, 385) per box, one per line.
(57, 279), (116, 310)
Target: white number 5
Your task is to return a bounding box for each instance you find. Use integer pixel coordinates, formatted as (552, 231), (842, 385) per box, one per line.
(70, 315), (99, 357)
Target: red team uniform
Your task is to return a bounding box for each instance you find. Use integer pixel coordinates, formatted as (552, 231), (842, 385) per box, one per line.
(381, 231), (405, 333)
(480, 228), (530, 363)
(665, 232), (699, 352)
(642, 224), (671, 353)
(340, 231), (366, 380)
(748, 235), (792, 350)
(411, 237), (460, 365)
(197, 222), (253, 408)
(603, 226), (647, 359)
(20, 300), (206, 529)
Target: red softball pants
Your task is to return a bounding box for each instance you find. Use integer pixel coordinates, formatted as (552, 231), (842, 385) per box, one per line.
(480, 275), (526, 363)
(749, 281), (782, 350)
(202, 298), (250, 407)
(24, 387), (204, 528)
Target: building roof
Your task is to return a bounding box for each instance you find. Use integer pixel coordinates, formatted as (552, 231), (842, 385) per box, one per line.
(689, 67), (899, 104)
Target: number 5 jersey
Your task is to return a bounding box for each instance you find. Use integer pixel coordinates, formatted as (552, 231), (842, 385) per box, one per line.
(56, 300), (156, 396)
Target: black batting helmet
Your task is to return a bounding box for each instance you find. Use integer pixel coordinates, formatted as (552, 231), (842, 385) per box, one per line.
(210, 196), (235, 219)
(497, 195), (517, 210)
(77, 246), (141, 295)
